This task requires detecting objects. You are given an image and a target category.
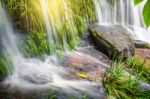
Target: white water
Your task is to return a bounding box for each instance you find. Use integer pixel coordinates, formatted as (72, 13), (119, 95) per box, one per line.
(40, 0), (78, 55)
(0, 2), (103, 98)
(2, 0), (150, 97)
(0, 4), (22, 70)
(94, 0), (150, 43)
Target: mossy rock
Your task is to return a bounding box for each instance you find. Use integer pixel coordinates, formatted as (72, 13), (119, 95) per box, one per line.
(89, 24), (135, 59)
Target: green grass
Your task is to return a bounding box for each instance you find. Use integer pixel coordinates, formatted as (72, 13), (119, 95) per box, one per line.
(1, 0), (95, 58)
(126, 57), (150, 83)
(103, 57), (150, 99)
(0, 53), (11, 80)
(20, 31), (75, 59)
(20, 31), (50, 58)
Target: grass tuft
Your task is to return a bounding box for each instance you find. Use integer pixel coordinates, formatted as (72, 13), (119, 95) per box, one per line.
(103, 57), (150, 98)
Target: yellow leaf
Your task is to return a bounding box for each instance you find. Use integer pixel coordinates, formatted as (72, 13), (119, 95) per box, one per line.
(76, 72), (89, 78)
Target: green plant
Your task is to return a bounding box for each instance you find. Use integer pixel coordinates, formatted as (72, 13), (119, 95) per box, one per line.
(69, 0), (95, 36)
(126, 57), (150, 83)
(103, 58), (150, 98)
(2, 0), (44, 32)
(0, 53), (11, 80)
(21, 31), (50, 58)
(2, 0), (95, 58)
(134, 0), (150, 27)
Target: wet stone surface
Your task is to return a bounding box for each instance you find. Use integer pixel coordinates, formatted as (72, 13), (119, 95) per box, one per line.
(135, 48), (150, 59)
(63, 47), (111, 81)
(0, 47), (110, 99)
(89, 24), (135, 58)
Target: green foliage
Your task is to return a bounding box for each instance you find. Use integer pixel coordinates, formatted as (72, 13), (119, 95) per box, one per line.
(21, 31), (74, 59)
(103, 58), (150, 98)
(21, 31), (50, 58)
(2, 0), (95, 57)
(134, 0), (150, 27)
(69, 0), (95, 36)
(126, 57), (150, 83)
(2, 0), (44, 32)
(142, 0), (150, 27)
(0, 54), (11, 79)
(134, 0), (143, 5)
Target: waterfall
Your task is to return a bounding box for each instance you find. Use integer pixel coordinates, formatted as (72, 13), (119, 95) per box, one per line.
(94, 0), (150, 43)
(0, 3), (22, 72)
(40, 0), (78, 56)
(0, 5), (20, 58)
(0, 2), (103, 98)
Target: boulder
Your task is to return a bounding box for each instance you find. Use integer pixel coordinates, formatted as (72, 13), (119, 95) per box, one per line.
(62, 47), (111, 81)
(89, 24), (135, 58)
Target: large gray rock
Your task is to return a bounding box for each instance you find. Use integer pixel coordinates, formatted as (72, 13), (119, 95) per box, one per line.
(89, 24), (135, 58)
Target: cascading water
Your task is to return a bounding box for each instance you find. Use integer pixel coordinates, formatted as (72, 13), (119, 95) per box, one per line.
(40, 0), (78, 56)
(0, 3), (22, 72)
(0, 2), (103, 98)
(94, 0), (150, 43)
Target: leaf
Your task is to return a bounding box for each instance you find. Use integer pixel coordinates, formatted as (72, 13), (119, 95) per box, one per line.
(134, 0), (143, 5)
(76, 72), (89, 78)
(142, 0), (150, 27)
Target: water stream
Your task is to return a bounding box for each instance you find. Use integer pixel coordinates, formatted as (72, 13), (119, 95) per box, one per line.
(0, 0), (150, 98)
(0, 2), (102, 98)
(94, 0), (150, 43)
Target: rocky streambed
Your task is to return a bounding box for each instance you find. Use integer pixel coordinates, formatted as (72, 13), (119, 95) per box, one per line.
(0, 24), (150, 99)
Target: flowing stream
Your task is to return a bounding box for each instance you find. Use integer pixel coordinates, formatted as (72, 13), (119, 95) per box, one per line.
(0, 0), (150, 98)
(40, 0), (78, 55)
(0, 1), (102, 98)
(94, 0), (150, 43)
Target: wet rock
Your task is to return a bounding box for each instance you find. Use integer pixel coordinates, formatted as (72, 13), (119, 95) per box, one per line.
(21, 74), (53, 84)
(0, 75), (7, 82)
(135, 48), (150, 59)
(63, 47), (111, 81)
(76, 47), (111, 64)
(0, 48), (108, 99)
(0, 86), (105, 99)
(89, 24), (135, 59)
(139, 82), (150, 90)
(134, 40), (150, 48)
(135, 48), (150, 68)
